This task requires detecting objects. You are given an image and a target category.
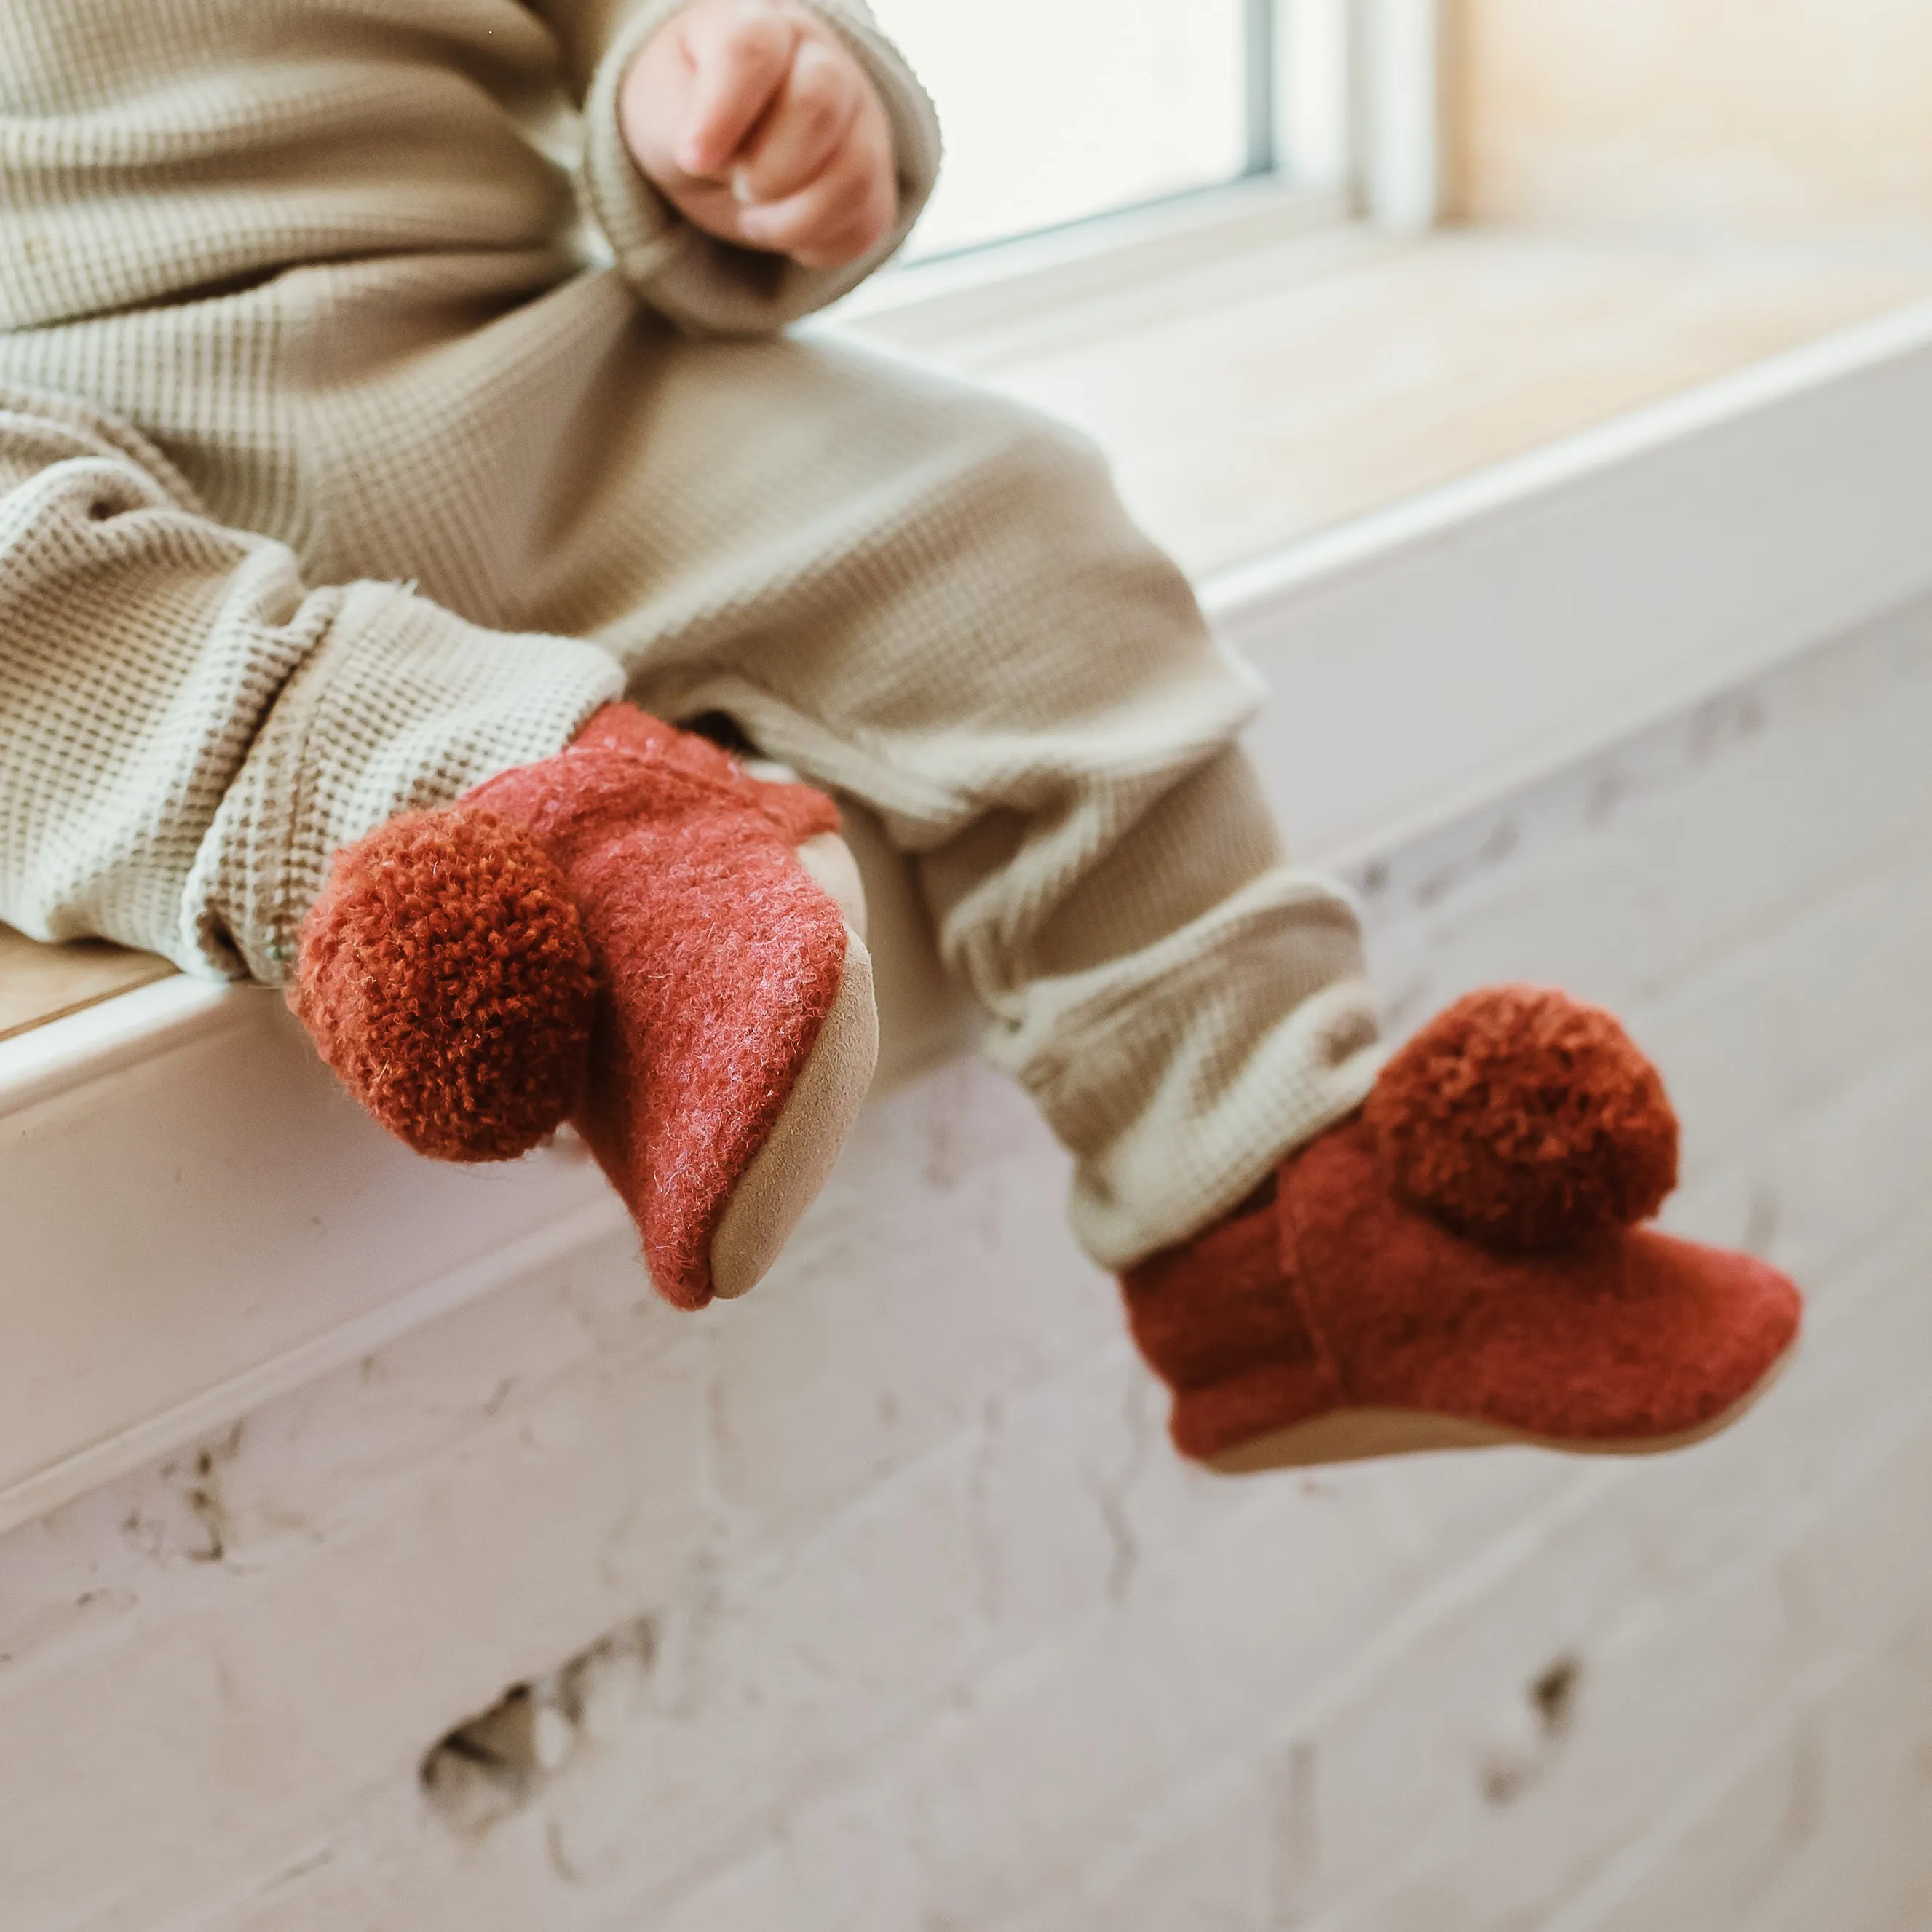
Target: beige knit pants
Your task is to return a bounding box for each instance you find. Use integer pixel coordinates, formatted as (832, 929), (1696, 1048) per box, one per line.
(0, 329), (1379, 1269)
(0, 0), (1379, 1270)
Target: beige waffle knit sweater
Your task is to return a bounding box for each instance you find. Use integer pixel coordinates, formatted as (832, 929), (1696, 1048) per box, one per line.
(0, 0), (1382, 1267)
(0, 0), (940, 978)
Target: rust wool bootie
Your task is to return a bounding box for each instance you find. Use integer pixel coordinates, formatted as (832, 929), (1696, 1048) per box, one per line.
(1122, 987), (1802, 1472)
(290, 704), (876, 1310)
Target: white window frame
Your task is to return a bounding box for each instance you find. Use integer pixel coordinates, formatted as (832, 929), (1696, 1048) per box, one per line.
(833, 0), (1448, 345)
(1278, 0), (1446, 232)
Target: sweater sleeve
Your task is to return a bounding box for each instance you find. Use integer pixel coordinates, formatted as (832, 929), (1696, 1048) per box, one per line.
(0, 386), (624, 984)
(533, 0), (942, 336)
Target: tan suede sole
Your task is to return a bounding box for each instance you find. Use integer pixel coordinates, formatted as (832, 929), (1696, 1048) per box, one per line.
(707, 832), (879, 1302)
(1205, 1343), (1797, 1475)
(709, 927), (878, 1302)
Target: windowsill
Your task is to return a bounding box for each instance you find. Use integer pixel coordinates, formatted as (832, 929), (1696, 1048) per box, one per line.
(0, 925), (172, 1042)
(834, 213), (1932, 579)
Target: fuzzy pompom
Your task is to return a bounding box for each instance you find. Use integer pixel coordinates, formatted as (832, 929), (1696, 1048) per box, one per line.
(1364, 986), (1679, 1251)
(290, 809), (598, 1161)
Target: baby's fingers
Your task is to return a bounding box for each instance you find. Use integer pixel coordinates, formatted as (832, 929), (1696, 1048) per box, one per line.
(738, 130), (897, 268)
(680, 0), (799, 178)
(731, 36), (863, 205)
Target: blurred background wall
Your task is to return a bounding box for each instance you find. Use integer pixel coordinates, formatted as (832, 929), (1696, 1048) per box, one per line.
(1451, 0), (1932, 235)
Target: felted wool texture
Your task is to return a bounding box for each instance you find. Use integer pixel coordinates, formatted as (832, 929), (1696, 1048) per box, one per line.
(293, 808), (600, 1162)
(466, 709), (847, 1309)
(0, 0), (1379, 1267)
(1280, 1117), (1800, 1444)
(1123, 1112), (1802, 1465)
(1368, 983), (1679, 1250)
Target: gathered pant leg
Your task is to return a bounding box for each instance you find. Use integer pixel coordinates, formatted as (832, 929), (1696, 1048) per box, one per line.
(514, 331), (1385, 1267)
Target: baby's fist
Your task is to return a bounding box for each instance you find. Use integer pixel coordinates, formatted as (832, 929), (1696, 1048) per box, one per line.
(622, 0), (898, 271)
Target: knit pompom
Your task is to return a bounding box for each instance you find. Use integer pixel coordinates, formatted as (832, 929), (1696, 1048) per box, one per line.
(1364, 985), (1679, 1252)
(290, 808), (598, 1161)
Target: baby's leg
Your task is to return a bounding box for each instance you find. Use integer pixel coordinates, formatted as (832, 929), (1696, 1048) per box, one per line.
(0, 384), (877, 1313)
(570, 336), (1379, 1271)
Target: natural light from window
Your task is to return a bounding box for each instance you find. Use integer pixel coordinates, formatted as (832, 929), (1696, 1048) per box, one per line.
(869, 0), (1257, 258)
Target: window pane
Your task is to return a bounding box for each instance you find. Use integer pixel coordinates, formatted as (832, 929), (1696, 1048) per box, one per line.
(871, 0), (1254, 258)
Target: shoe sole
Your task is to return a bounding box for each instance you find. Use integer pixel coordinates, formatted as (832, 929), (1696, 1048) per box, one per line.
(709, 927), (878, 1301)
(1204, 1342), (1798, 1475)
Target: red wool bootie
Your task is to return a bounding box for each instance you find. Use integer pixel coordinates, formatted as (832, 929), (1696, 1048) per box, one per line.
(1122, 987), (1802, 1472)
(290, 705), (876, 1310)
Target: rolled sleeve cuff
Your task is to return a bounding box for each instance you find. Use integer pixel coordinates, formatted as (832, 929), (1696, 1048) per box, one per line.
(186, 582), (625, 983)
(579, 0), (942, 338)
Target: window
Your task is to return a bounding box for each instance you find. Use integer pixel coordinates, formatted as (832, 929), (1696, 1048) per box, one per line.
(867, 0), (1441, 264)
(871, 0), (1278, 259)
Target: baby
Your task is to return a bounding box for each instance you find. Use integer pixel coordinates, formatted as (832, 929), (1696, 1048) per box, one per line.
(0, 0), (1797, 1469)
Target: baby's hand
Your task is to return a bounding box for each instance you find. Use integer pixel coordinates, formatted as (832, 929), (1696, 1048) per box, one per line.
(621, 0), (898, 270)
